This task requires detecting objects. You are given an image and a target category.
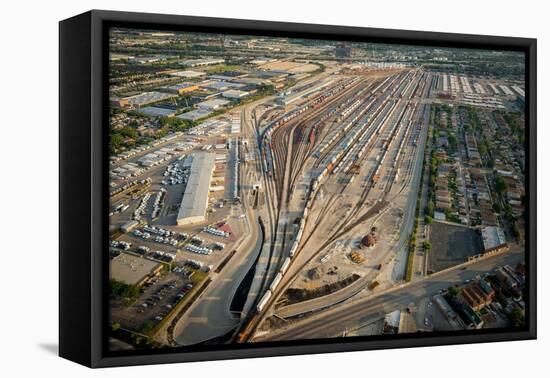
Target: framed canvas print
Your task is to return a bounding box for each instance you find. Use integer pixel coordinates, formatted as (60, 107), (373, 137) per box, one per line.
(59, 10), (536, 368)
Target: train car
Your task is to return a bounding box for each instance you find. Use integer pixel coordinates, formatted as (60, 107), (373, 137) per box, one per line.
(289, 242), (299, 257)
(280, 257), (291, 275)
(269, 272), (283, 292)
(256, 291), (272, 313)
(296, 229), (303, 242)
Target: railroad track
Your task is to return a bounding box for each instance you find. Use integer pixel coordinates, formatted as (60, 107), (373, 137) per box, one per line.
(237, 77), (376, 339)
(269, 77), (373, 204)
(265, 75), (414, 270)
(276, 80), (422, 296)
(238, 69), (432, 342)
(288, 71), (424, 259)
(296, 80), (427, 282)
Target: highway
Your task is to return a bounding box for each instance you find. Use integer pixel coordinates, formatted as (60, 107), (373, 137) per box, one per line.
(255, 248), (523, 341)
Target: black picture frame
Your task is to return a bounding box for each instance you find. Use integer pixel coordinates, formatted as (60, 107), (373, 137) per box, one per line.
(59, 9), (537, 368)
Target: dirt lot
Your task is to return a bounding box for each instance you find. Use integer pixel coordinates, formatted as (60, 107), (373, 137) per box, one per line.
(258, 61), (320, 73)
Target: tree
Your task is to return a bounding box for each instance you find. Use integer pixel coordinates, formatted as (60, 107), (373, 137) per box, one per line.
(448, 134), (458, 152)
(110, 279), (140, 301)
(478, 142), (487, 156)
(110, 133), (124, 154)
(423, 241), (432, 251)
(448, 286), (460, 297)
(119, 126), (138, 139)
(140, 321), (154, 334)
(495, 176), (507, 194)
(425, 215), (433, 225)
(429, 173), (436, 187)
(508, 307), (525, 328)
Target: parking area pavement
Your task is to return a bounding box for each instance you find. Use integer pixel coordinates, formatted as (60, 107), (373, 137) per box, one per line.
(428, 221), (482, 273)
(111, 271), (194, 333)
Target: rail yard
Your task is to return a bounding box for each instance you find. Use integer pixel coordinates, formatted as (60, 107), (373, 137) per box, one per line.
(107, 29), (527, 350)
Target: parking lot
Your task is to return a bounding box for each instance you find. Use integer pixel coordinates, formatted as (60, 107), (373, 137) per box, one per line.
(110, 270), (195, 333)
(428, 221), (483, 273)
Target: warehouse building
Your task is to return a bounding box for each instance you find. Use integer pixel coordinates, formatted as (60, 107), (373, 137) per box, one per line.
(222, 89), (250, 99)
(200, 80), (245, 91)
(197, 98), (230, 111)
(122, 91), (178, 108)
(210, 71), (249, 80)
(136, 106), (176, 118)
(168, 70), (206, 78)
(110, 253), (162, 286)
(176, 152), (216, 226)
(181, 58), (225, 67)
(481, 226), (508, 252)
(163, 82), (200, 94)
(177, 109), (213, 121)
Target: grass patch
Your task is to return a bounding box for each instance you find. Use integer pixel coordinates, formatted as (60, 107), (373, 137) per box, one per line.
(110, 279), (140, 307)
(205, 64), (241, 74)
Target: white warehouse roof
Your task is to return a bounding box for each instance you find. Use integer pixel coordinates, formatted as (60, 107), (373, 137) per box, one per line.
(137, 106), (176, 118)
(197, 98), (230, 110)
(168, 70), (206, 78)
(176, 153), (215, 226)
(123, 91), (177, 107)
(222, 89), (250, 99)
(481, 226), (507, 251)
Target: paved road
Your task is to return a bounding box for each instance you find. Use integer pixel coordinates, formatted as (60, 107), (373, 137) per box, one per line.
(173, 110), (265, 346)
(255, 248), (523, 341)
(173, 204), (263, 345)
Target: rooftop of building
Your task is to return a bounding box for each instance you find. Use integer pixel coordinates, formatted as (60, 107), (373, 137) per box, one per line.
(110, 253), (160, 286)
(176, 153), (216, 224)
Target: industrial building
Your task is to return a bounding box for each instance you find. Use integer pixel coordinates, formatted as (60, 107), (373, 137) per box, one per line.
(197, 98), (230, 111)
(275, 79), (334, 106)
(210, 71), (248, 80)
(177, 109), (213, 121)
(110, 253), (162, 286)
(200, 80), (245, 91)
(222, 89), (250, 99)
(481, 226), (508, 252)
(181, 58), (225, 67)
(176, 152), (216, 226)
(136, 106), (176, 118)
(163, 82), (200, 94)
(121, 91), (178, 108)
(230, 115), (241, 134)
(131, 55), (168, 64)
(250, 57), (277, 65)
(168, 70), (206, 78)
